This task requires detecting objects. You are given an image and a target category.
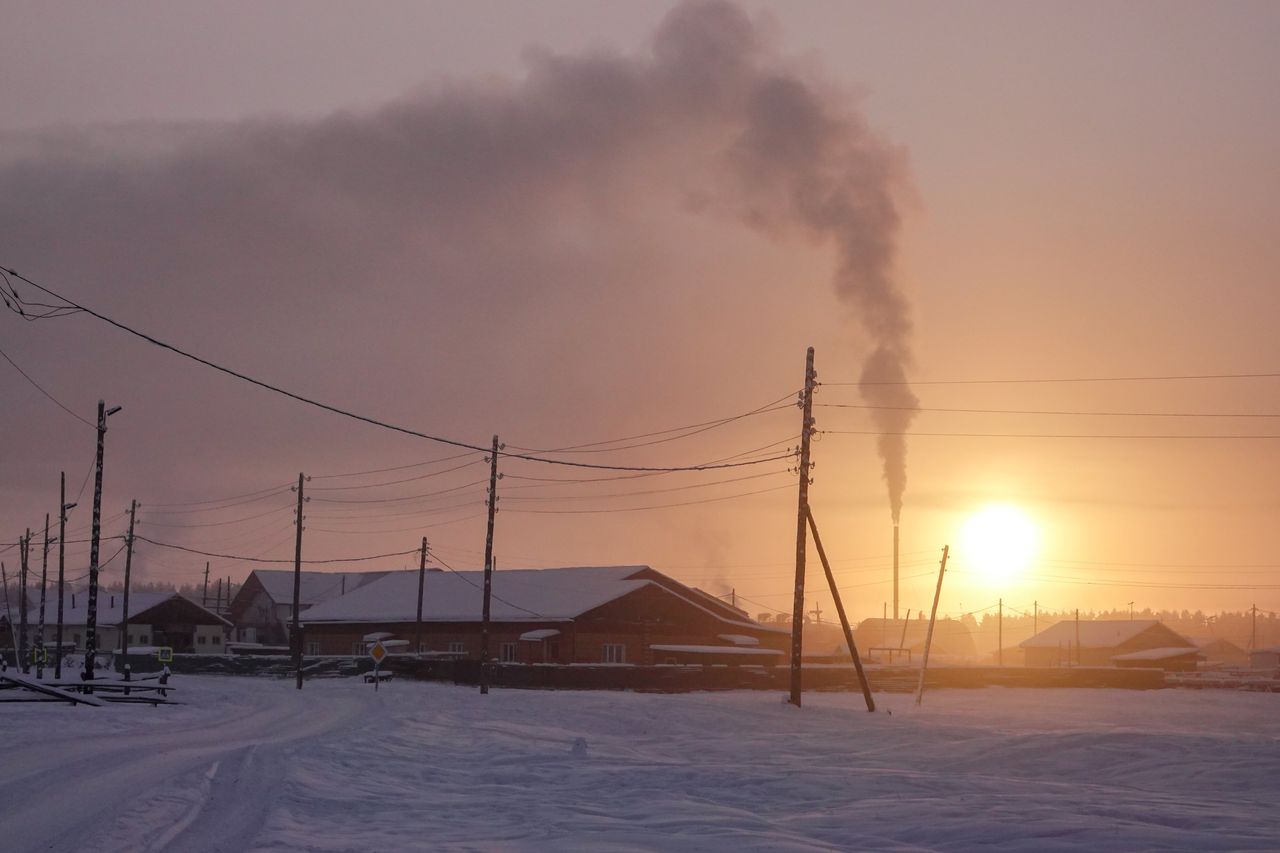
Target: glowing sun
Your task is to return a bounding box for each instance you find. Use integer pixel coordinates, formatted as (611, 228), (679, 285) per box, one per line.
(961, 504), (1039, 583)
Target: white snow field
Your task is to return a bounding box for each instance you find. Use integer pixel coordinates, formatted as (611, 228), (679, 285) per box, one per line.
(2, 677), (1277, 852)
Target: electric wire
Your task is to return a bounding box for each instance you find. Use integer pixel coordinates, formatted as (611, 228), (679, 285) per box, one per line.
(817, 402), (1280, 419)
(0, 344), (95, 428)
(503, 482), (795, 515)
(0, 266), (795, 473)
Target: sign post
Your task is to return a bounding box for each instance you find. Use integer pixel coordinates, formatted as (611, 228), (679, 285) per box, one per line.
(369, 640), (387, 691)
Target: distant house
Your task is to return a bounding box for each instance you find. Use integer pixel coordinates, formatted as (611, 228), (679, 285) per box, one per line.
(10, 591), (230, 655)
(1192, 637), (1249, 666)
(1019, 620), (1195, 668)
(299, 565), (788, 665)
(853, 618), (978, 661)
(1249, 645), (1280, 672)
(227, 569), (393, 645)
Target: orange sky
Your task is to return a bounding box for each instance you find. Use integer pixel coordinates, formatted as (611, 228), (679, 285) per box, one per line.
(2, 1), (1278, 621)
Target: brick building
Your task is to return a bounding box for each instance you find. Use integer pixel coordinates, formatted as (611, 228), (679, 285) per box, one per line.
(298, 565), (788, 665)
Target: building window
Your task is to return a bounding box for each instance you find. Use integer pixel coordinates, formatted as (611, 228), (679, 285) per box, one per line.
(500, 642), (518, 663)
(548, 642), (560, 660)
(352, 642), (366, 657)
(306, 641), (321, 656)
(127, 634), (135, 644)
(448, 641), (465, 655)
(198, 635), (207, 645)
(139, 635), (149, 644)
(602, 643), (626, 664)
(73, 633), (81, 645)
(418, 642), (429, 654)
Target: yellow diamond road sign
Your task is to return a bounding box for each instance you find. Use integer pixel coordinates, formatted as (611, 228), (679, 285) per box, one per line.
(369, 641), (388, 664)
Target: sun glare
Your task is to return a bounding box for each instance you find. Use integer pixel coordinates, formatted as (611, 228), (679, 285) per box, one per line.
(961, 504), (1039, 583)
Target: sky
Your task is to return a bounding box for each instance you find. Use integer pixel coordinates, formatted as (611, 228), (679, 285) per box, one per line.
(2, 0), (1279, 624)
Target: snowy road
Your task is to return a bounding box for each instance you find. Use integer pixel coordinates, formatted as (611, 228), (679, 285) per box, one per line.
(2, 677), (1277, 851)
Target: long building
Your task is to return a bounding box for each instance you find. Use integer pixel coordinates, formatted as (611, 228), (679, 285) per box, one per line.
(1019, 619), (1195, 668)
(227, 569), (392, 645)
(298, 565), (789, 665)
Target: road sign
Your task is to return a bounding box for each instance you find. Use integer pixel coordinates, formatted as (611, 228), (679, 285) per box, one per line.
(157, 646), (173, 663)
(369, 640), (387, 664)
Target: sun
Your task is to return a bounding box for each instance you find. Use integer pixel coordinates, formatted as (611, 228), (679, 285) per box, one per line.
(960, 504), (1039, 583)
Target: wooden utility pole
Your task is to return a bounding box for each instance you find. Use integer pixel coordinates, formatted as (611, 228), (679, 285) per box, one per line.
(415, 537), (428, 657)
(216, 578), (223, 613)
(1033, 600), (1038, 637)
(898, 609), (911, 654)
(19, 532), (29, 673)
(1251, 603), (1257, 650)
(56, 472), (74, 679)
(480, 435), (500, 695)
(1, 562), (16, 666)
(291, 473), (307, 690)
(202, 562), (210, 607)
(914, 545), (949, 707)
(997, 598), (1003, 666)
(806, 509), (874, 712)
(120, 500), (137, 671)
(36, 516), (49, 679)
(1074, 608), (1081, 667)
(84, 399), (122, 684)
(788, 347), (817, 707)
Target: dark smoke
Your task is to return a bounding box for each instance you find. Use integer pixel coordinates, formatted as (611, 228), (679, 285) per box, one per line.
(0, 1), (915, 532)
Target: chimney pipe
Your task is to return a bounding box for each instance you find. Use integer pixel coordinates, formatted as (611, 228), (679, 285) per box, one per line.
(893, 524), (900, 621)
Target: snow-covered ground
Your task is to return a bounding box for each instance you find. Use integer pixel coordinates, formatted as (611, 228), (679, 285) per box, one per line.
(2, 677), (1277, 851)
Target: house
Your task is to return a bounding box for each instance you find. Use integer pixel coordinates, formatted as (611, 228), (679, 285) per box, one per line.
(12, 591), (230, 655)
(1019, 620), (1195, 668)
(1112, 647), (1202, 672)
(1192, 637), (1249, 666)
(227, 569), (392, 645)
(852, 618), (978, 661)
(299, 565), (789, 665)
(1249, 645), (1280, 672)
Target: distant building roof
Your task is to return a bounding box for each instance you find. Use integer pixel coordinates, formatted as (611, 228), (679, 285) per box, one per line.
(302, 565), (654, 623)
(1112, 647), (1201, 662)
(250, 569), (392, 607)
(21, 591), (229, 628)
(1019, 620), (1193, 650)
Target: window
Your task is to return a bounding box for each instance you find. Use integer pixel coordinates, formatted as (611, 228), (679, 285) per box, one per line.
(139, 635), (149, 644)
(500, 642), (518, 663)
(127, 634), (135, 644)
(352, 642), (366, 656)
(548, 642), (560, 661)
(198, 635), (207, 645)
(306, 641), (321, 656)
(73, 633), (81, 645)
(447, 641), (465, 655)
(602, 643), (626, 664)
(418, 642), (429, 654)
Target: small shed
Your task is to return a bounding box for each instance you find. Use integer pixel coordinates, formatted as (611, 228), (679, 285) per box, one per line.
(1249, 645), (1280, 672)
(1192, 637), (1249, 666)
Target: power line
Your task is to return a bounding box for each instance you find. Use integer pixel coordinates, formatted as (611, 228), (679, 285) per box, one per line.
(309, 449), (480, 480)
(0, 266), (793, 473)
(827, 429), (1280, 440)
(503, 482), (795, 515)
(308, 458), (484, 492)
(133, 534), (419, 565)
(818, 402), (1280, 419)
(502, 469), (788, 503)
(828, 371), (1280, 387)
(0, 344), (95, 427)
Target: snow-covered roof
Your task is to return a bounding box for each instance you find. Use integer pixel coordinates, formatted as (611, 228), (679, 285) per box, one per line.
(1019, 620), (1192, 650)
(22, 591), (228, 627)
(301, 565), (653, 623)
(1112, 647), (1202, 662)
(519, 629), (561, 641)
(650, 644), (783, 656)
(251, 569), (392, 607)
(718, 634), (760, 646)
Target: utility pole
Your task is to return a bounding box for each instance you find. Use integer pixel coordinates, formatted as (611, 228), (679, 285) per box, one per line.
(19, 531), (29, 673)
(291, 473), (307, 690)
(2, 562), (16, 667)
(1128, 601), (1134, 621)
(806, 508), (875, 712)
(789, 347), (817, 707)
(480, 435), (501, 695)
(1033, 600), (1038, 637)
(202, 562), (210, 607)
(1074, 608), (1081, 667)
(37, 516), (49, 679)
(997, 598), (1003, 667)
(914, 545), (950, 707)
(56, 472), (75, 679)
(120, 500), (137, 677)
(1250, 603), (1257, 650)
(415, 536), (428, 657)
(216, 578), (223, 613)
(84, 399), (122, 685)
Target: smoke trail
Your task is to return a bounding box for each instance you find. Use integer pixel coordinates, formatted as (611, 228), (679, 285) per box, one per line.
(0, 0), (915, 519)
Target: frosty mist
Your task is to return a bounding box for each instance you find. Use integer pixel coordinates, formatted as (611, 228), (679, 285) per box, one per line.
(0, 1), (915, 513)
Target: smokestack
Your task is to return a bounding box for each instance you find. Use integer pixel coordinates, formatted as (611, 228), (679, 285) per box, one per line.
(893, 524), (899, 621)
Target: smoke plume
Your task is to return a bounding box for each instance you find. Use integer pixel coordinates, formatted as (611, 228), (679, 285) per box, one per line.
(0, 1), (915, 538)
